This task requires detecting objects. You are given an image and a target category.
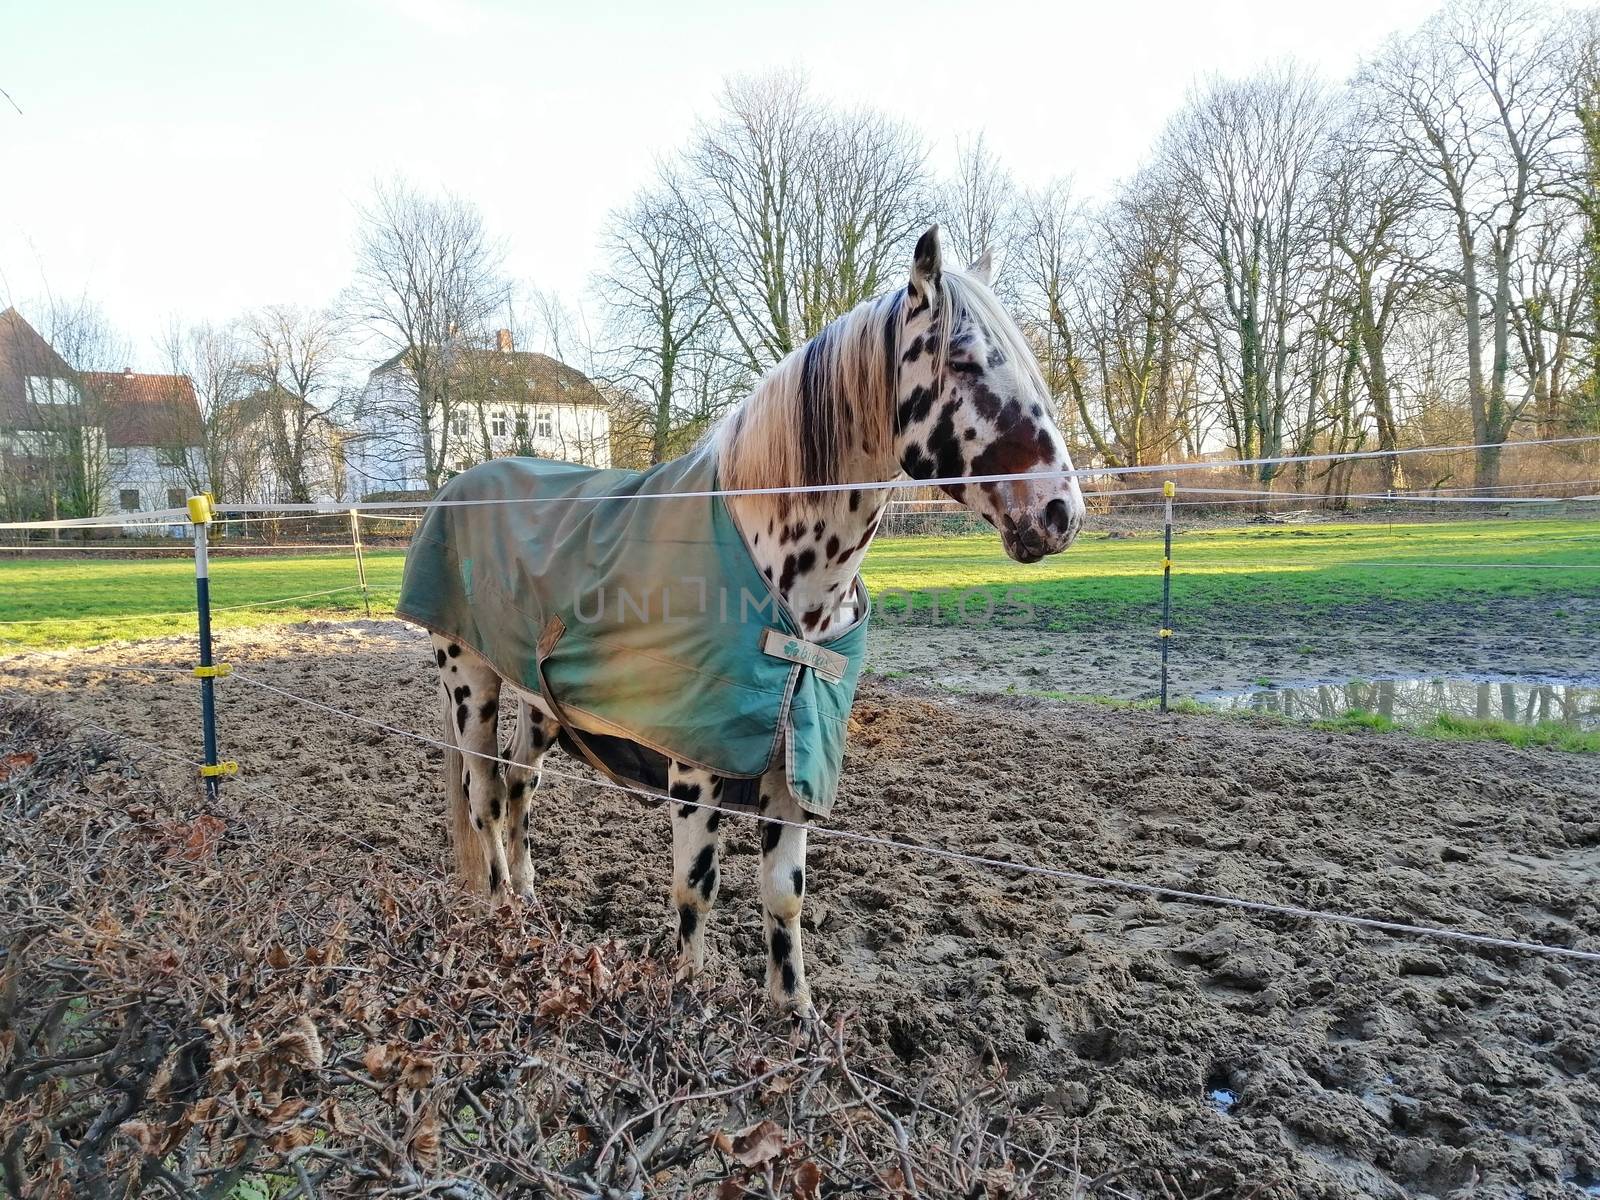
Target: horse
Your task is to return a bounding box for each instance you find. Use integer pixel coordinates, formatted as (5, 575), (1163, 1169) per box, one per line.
(411, 226), (1085, 1016)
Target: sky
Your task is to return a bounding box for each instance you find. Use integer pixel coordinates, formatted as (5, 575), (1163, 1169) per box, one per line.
(1, 0), (1444, 367)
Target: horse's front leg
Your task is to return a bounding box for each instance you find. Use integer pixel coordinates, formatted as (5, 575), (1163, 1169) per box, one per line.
(504, 692), (560, 900)
(758, 766), (814, 1019)
(668, 762), (724, 979)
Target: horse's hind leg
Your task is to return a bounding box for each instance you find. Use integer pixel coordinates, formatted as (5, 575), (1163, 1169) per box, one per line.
(668, 761), (724, 979)
(503, 692), (560, 899)
(757, 766), (814, 1018)
(433, 635), (509, 902)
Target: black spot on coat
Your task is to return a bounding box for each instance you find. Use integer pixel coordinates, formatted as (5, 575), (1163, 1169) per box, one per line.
(897, 384), (935, 431)
(687, 845), (715, 891)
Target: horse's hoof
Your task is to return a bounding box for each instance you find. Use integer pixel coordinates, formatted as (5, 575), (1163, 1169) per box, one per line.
(777, 995), (817, 1025)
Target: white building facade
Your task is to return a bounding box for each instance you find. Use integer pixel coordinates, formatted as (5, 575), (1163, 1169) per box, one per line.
(344, 334), (611, 499)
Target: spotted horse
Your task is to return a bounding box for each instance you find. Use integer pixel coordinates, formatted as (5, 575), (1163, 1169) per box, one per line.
(398, 227), (1086, 1017)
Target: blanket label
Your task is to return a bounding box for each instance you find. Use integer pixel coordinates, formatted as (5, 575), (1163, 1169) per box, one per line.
(760, 628), (848, 684)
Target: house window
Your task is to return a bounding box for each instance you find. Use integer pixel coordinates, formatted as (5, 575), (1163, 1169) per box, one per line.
(491, 410), (508, 438)
(534, 408), (554, 439)
(119, 489), (141, 512)
(158, 446), (186, 468)
(167, 488), (186, 509)
(24, 375), (74, 405)
(514, 409), (529, 438)
(108, 446), (129, 467)
(450, 411), (468, 437)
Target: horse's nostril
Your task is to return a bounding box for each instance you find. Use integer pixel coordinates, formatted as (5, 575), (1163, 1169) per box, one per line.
(1044, 498), (1073, 534)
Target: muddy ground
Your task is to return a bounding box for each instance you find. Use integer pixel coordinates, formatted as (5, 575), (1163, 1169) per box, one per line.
(866, 593), (1600, 703)
(2, 621), (1598, 1198)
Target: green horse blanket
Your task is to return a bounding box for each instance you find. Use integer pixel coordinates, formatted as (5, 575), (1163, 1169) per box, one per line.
(395, 451), (870, 817)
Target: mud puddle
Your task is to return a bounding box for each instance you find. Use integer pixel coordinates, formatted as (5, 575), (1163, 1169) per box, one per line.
(1199, 677), (1600, 729)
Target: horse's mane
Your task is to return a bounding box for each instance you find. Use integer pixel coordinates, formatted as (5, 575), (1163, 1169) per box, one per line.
(713, 272), (986, 492)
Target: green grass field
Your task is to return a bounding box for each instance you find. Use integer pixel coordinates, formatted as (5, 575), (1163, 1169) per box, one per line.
(864, 517), (1600, 627)
(0, 517), (1596, 648)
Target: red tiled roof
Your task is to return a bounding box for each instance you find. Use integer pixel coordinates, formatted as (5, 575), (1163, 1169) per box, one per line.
(0, 307), (76, 421)
(371, 346), (606, 407)
(82, 371), (203, 448)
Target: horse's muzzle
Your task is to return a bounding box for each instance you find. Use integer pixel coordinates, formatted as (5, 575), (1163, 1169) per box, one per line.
(1001, 497), (1083, 563)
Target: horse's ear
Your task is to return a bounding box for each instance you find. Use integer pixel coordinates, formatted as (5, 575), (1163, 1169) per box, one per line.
(910, 226), (942, 297)
(966, 249), (993, 287)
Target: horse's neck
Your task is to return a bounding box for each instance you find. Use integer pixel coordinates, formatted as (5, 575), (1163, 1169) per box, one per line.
(731, 484), (887, 638)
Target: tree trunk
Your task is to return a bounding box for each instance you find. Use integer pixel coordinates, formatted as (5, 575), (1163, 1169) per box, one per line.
(1458, 230), (1496, 487)
(1358, 280), (1406, 490)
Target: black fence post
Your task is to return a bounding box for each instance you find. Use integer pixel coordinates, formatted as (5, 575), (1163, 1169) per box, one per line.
(189, 494), (235, 799)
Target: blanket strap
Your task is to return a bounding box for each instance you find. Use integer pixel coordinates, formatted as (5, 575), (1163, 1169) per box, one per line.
(533, 616), (668, 807)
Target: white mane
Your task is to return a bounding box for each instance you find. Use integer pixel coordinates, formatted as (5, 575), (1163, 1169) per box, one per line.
(711, 269), (1038, 491)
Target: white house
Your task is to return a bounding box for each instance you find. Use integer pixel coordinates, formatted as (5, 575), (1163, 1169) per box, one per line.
(82, 369), (207, 533)
(230, 388), (345, 505)
(344, 329), (611, 499)
(1, 308), (204, 531)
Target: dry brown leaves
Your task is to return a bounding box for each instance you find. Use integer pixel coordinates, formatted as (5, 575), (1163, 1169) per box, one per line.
(0, 698), (1069, 1199)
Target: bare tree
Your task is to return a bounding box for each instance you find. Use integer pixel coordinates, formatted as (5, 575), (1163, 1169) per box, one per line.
(161, 320), (253, 501)
(1013, 180), (1093, 454)
(670, 72), (930, 374)
(240, 305), (342, 502)
(1569, 9), (1600, 430)
(935, 133), (1020, 287)
(1509, 211), (1589, 438)
(1321, 121), (1441, 488)
(1158, 66), (1336, 488)
(1360, 0), (1579, 485)
(35, 298), (129, 521)
(345, 178), (508, 490)
(1071, 176), (1205, 470)
(596, 187), (724, 462)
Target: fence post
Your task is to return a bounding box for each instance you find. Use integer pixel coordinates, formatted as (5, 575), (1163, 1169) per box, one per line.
(1159, 480), (1175, 714)
(349, 508), (373, 618)
(188, 494), (235, 800)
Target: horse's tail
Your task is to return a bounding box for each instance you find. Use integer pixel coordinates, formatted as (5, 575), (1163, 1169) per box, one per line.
(442, 686), (489, 893)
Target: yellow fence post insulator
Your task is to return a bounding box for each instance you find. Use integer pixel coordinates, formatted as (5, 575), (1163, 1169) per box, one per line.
(191, 664), (232, 679)
(1163, 480), (1176, 499)
(186, 494), (213, 525)
(198, 762), (239, 779)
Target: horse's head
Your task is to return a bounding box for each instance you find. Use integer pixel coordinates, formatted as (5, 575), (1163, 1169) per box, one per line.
(894, 226), (1085, 563)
